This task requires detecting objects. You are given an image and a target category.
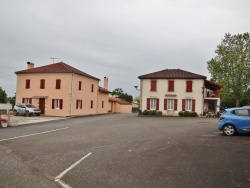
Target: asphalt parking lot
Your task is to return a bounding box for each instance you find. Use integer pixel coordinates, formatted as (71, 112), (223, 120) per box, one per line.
(0, 114), (250, 188)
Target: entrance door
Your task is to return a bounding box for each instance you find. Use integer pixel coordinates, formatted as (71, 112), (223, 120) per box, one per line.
(39, 98), (45, 114)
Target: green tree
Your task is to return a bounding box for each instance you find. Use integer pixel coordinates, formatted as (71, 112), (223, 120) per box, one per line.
(134, 96), (140, 105)
(111, 88), (133, 103)
(0, 87), (8, 103)
(207, 33), (250, 107)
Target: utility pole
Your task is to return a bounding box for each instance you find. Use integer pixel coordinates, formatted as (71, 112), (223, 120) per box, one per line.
(50, 57), (61, 63)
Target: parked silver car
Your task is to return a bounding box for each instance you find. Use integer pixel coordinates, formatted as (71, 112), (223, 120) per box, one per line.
(13, 103), (41, 116)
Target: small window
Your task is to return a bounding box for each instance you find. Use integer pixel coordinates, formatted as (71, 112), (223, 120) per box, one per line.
(186, 81), (192, 92)
(26, 79), (30, 89)
(91, 84), (94, 92)
(168, 81), (174, 92)
(56, 79), (61, 89)
(91, 100), (93, 108)
(102, 101), (104, 108)
(79, 81), (82, 91)
(76, 100), (82, 109)
(185, 99), (192, 111)
(150, 80), (157, 91)
(52, 99), (63, 109)
(167, 99), (174, 110)
(150, 98), (156, 109)
(40, 79), (45, 89)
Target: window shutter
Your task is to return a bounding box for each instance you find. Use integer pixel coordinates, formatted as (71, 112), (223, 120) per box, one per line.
(168, 81), (174, 92)
(150, 80), (157, 91)
(81, 100), (82, 109)
(79, 81), (82, 90)
(22, 98), (25, 103)
(174, 99), (178, 110)
(192, 99), (195, 112)
(182, 99), (185, 111)
(30, 98), (32, 104)
(56, 79), (61, 89)
(147, 98), (150, 110)
(52, 99), (55, 109)
(186, 81), (192, 92)
(156, 98), (159, 110)
(26, 79), (30, 89)
(76, 100), (78, 109)
(40, 79), (45, 89)
(60, 99), (63, 109)
(164, 99), (167, 110)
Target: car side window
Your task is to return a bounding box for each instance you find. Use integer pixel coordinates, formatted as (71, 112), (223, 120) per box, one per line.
(235, 109), (249, 117)
(231, 110), (235, 115)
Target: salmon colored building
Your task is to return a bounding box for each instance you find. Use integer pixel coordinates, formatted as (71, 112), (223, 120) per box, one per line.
(108, 97), (132, 113)
(15, 62), (110, 116)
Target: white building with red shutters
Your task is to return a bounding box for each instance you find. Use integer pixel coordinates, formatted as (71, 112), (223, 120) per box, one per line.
(138, 69), (222, 116)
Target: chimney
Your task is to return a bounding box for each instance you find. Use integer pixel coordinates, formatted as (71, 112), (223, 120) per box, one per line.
(27, 62), (34, 69)
(104, 77), (108, 90)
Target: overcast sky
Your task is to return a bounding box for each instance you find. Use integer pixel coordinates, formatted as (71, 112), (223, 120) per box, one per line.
(1, 0), (250, 98)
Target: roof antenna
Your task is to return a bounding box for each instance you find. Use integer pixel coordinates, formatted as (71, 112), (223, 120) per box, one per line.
(50, 57), (61, 63)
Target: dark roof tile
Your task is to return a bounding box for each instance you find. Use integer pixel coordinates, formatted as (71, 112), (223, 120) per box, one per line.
(138, 69), (206, 79)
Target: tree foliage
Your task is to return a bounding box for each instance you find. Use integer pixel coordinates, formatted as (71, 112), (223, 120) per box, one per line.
(0, 87), (8, 103)
(111, 88), (133, 103)
(207, 33), (250, 107)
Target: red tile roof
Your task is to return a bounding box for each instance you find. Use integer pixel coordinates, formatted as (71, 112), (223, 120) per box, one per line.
(138, 69), (206, 79)
(99, 86), (110, 93)
(15, 62), (100, 81)
(109, 97), (132, 105)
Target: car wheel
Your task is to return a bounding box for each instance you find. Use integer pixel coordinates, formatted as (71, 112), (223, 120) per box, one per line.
(36, 114), (40, 116)
(25, 111), (30, 117)
(223, 124), (236, 136)
(14, 110), (18, 116)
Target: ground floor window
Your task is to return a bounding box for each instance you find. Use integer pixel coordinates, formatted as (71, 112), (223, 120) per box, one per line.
(76, 100), (82, 109)
(52, 99), (63, 109)
(150, 98), (156, 110)
(22, 98), (32, 104)
(185, 99), (192, 111)
(167, 99), (174, 110)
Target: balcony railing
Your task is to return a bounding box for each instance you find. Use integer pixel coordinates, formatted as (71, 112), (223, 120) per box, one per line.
(205, 91), (219, 98)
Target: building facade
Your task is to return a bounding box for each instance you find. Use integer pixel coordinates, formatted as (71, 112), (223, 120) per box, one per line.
(15, 62), (110, 116)
(138, 69), (222, 116)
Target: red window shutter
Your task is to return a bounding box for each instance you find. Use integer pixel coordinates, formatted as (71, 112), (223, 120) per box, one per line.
(186, 81), (192, 92)
(40, 79), (45, 89)
(164, 99), (167, 110)
(168, 81), (174, 92)
(192, 99), (196, 112)
(30, 98), (32, 104)
(182, 99), (185, 111)
(76, 100), (78, 109)
(147, 98), (150, 110)
(60, 99), (63, 109)
(151, 80), (157, 91)
(56, 79), (61, 89)
(156, 98), (159, 110)
(174, 99), (178, 110)
(22, 98), (25, 103)
(81, 100), (82, 109)
(79, 81), (82, 90)
(52, 99), (55, 109)
(26, 79), (30, 89)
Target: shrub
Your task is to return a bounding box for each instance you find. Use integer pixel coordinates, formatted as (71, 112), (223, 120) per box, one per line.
(190, 112), (198, 117)
(143, 110), (149, 115)
(178, 111), (184, 117)
(178, 111), (198, 117)
(156, 111), (162, 115)
(184, 111), (190, 117)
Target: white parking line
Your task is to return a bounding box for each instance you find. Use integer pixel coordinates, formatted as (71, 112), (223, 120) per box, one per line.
(55, 153), (92, 188)
(0, 127), (69, 142)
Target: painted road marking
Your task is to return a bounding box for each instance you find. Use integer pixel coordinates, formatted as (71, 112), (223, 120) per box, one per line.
(0, 127), (69, 142)
(55, 152), (92, 188)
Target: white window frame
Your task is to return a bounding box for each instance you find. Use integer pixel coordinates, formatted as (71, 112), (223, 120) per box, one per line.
(185, 99), (192, 111)
(55, 99), (61, 109)
(25, 98), (31, 104)
(150, 98), (156, 110)
(167, 99), (174, 110)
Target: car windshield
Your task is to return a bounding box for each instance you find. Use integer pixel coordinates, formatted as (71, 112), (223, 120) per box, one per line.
(25, 104), (37, 108)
